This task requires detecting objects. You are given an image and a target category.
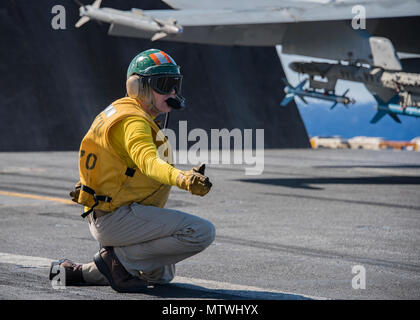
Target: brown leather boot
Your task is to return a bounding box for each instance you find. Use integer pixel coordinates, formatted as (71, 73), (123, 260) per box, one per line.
(93, 246), (149, 293)
(49, 259), (86, 286)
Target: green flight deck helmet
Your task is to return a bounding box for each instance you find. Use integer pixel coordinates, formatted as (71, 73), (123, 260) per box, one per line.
(127, 48), (181, 78)
(126, 49), (185, 109)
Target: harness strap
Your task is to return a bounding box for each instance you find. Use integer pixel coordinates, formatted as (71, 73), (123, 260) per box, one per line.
(80, 185), (112, 218)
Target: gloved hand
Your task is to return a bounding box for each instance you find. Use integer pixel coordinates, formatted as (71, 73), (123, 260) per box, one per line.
(176, 164), (212, 196)
(69, 182), (81, 203)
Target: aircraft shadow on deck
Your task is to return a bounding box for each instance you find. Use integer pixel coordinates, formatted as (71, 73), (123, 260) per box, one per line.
(312, 165), (420, 169)
(238, 175), (420, 190)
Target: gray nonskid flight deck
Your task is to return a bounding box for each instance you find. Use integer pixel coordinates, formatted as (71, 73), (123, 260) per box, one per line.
(0, 149), (419, 300)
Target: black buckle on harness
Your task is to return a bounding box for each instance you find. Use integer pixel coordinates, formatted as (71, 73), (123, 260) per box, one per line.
(80, 185), (112, 218)
(125, 167), (136, 177)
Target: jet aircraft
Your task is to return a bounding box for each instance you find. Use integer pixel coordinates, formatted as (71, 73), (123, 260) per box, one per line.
(74, 0), (420, 122)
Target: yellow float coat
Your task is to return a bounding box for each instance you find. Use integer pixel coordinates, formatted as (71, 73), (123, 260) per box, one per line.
(76, 97), (181, 214)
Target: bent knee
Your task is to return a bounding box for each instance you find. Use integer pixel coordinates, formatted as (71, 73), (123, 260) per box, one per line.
(175, 218), (216, 250)
(196, 219), (216, 250)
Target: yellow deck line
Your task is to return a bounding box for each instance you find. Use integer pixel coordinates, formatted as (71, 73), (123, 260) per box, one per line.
(0, 190), (74, 205)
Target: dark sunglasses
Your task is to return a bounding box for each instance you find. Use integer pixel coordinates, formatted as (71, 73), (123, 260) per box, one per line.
(145, 75), (183, 95)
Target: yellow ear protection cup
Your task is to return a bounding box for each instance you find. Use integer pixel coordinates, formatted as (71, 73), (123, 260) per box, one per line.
(126, 75), (141, 99)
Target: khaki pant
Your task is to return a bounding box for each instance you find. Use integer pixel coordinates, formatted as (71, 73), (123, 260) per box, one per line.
(81, 202), (216, 285)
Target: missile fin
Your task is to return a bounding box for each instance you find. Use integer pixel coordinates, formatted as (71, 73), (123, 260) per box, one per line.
(341, 89), (349, 97)
(296, 79), (307, 90)
(73, 0), (85, 6)
(153, 18), (164, 27)
(151, 32), (168, 41)
(92, 0), (102, 9)
(330, 102), (338, 110)
(75, 16), (90, 28)
(281, 78), (291, 88)
(370, 110), (388, 124)
(297, 95), (308, 104)
(371, 94), (402, 123)
(280, 93), (295, 107)
(372, 94), (386, 105)
(388, 112), (401, 123)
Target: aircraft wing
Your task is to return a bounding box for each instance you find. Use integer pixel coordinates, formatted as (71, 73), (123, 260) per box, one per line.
(78, 0), (420, 59)
(76, 0), (420, 123)
(145, 0), (419, 25)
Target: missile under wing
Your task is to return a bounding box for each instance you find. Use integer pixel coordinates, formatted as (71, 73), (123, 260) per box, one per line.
(370, 95), (420, 123)
(280, 78), (355, 109)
